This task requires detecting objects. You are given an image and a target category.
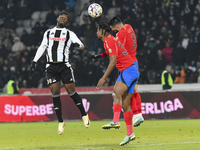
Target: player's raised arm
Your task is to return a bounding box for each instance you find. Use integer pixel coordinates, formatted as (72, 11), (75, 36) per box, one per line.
(70, 31), (84, 50)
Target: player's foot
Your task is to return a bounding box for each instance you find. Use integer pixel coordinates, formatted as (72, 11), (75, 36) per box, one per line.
(119, 133), (136, 146)
(82, 114), (91, 128)
(132, 113), (144, 127)
(58, 122), (65, 135)
(102, 122), (120, 129)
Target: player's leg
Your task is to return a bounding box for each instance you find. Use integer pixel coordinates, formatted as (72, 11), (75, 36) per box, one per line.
(120, 92), (136, 146)
(62, 64), (90, 128)
(47, 64), (65, 135)
(132, 84), (144, 127)
(64, 82), (87, 116)
(102, 81), (126, 129)
(119, 65), (139, 145)
(60, 63), (90, 128)
(131, 60), (144, 127)
(64, 83), (90, 128)
(49, 81), (65, 135)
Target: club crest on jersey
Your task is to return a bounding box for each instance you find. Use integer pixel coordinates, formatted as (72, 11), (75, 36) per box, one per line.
(108, 48), (112, 53)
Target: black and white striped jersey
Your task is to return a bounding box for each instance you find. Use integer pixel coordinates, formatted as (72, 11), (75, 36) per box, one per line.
(33, 27), (84, 66)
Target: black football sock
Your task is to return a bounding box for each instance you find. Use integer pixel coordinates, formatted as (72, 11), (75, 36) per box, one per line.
(52, 95), (63, 122)
(69, 91), (87, 116)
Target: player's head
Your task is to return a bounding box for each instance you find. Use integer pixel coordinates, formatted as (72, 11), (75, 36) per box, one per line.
(57, 11), (70, 28)
(97, 24), (111, 40)
(108, 16), (123, 33)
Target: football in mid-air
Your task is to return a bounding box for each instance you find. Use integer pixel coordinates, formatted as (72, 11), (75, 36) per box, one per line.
(88, 3), (103, 18)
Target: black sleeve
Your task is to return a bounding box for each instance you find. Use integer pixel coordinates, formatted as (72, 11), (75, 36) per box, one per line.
(164, 72), (170, 86)
(12, 83), (19, 94)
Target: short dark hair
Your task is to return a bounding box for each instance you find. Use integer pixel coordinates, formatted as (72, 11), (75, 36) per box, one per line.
(98, 24), (111, 35)
(59, 11), (70, 19)
(108, 16), (122, 26)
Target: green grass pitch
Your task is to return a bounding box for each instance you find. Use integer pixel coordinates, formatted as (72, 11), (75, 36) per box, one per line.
(0, 119), (200, 150)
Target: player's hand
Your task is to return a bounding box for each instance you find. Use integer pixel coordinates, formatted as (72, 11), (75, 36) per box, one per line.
(30, 61), (36, 74)
(96, 77), (109, 89)
(73, 43), (80, 48)
(89, 54), (101, 59)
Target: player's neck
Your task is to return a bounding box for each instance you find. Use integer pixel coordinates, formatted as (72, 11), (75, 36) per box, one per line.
(102, 33), (110, 41)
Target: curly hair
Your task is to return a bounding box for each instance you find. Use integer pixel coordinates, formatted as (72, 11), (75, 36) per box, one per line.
(98, 23), (111, 36)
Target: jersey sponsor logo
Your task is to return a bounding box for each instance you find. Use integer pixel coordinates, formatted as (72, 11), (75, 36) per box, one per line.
(49, 37), (66, 41)
(108, 48), (112, 53)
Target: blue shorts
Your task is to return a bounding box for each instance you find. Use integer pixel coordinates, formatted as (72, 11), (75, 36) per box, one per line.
(134, 61), (138, 70)
(134, 61), (139, 84)
(116, 64), (139, 93)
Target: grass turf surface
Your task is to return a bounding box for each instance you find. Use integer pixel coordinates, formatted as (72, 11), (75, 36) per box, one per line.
(0, 119), (200, 150)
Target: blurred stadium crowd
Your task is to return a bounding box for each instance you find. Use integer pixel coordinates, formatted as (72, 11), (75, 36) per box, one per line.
(1, 0), (200, 91)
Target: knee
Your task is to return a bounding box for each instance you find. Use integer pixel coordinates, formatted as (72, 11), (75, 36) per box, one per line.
(112, 92), (121, 103)
(112, 92), (116, 99)
(66, 88), (75, 94)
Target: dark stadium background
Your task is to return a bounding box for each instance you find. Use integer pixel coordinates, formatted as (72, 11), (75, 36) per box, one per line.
(0, 0), (200, 91)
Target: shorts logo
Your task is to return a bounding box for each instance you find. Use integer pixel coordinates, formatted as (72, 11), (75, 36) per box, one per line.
(52, 77), (56, 83)
(47, 77), (56, 84)
(108, 48), (112, 53)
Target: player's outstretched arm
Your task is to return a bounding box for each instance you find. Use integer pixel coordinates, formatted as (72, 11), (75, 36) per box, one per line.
(89, 52), (107, 59)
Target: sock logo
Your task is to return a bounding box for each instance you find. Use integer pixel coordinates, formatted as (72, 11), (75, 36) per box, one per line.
(54, 107), (59, 110)
(82, 98), (90, 113)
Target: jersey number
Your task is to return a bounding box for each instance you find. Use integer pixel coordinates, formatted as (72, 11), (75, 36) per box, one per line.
(118, 41), (127, 55)
(131, 32), (136, 48)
